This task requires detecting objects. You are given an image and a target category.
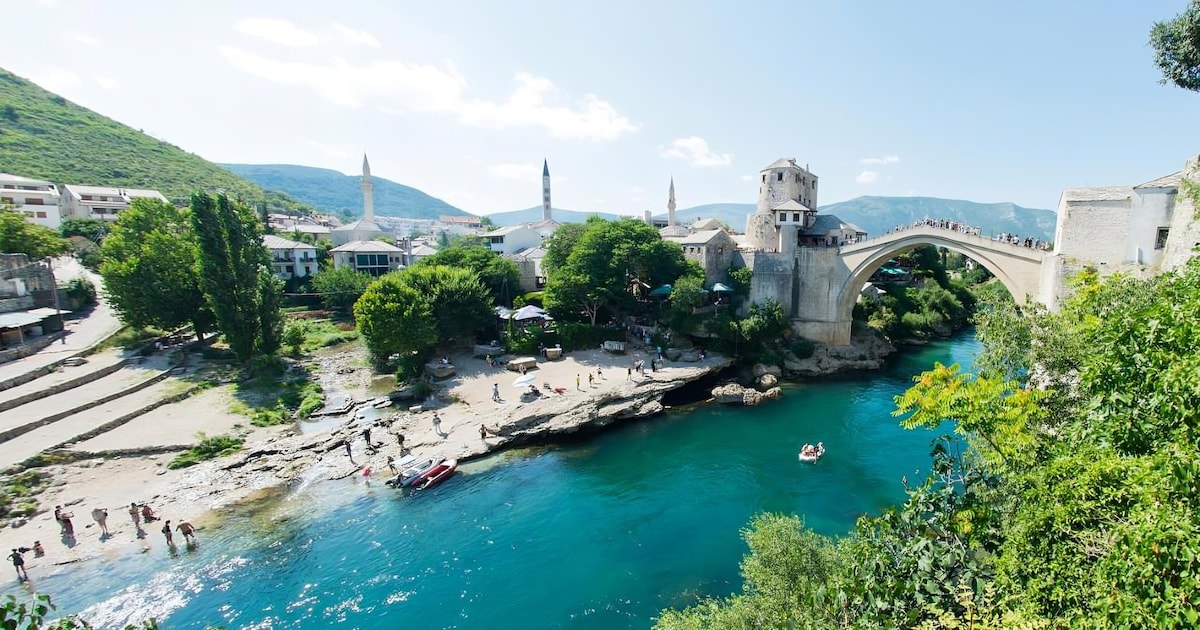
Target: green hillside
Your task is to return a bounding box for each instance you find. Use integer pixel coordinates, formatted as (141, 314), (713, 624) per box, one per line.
(222, 163), (470, 220)
(0, 68), (307, 210)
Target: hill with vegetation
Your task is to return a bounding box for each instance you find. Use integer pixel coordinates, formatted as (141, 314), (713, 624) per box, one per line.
(484, 206), (621, 226)
(222, 163), (471, 220)
(0, 68), (307, 211)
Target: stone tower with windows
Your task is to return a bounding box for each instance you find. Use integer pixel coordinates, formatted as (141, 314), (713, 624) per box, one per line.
(744, 158), (819, 254)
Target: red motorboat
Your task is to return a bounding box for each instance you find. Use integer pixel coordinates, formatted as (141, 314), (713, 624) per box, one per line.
(414, 459), (458, 490)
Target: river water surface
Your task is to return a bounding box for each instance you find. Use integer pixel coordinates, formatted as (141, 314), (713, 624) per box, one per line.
(17, 333), (980, 629)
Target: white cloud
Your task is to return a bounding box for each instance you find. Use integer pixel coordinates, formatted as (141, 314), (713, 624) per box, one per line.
(30, 68), (81, 93)
(661, 137), (732, 166)
(234, 18), (322, 47)
(70, 31), (97, 46)
(219, 47), (636, 141)
(331, 23), (381, 48)
(856, 170), (880, 184)
(740, 174), (755, 182)
(92, 74), (120, 90)
(859, 155), (900, 165)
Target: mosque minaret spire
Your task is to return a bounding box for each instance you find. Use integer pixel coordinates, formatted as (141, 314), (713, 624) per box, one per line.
(541, 159), (552, 222)
(361, 153), (374, 222)
(667, 176), (677, 227)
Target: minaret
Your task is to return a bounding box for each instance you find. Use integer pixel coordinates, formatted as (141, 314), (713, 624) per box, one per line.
(361, 153), (374, 222)
(541, 159), (552, 221)
(667, 177), (677, 227)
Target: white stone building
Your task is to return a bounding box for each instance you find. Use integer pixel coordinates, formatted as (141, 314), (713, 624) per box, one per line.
(330, 241), (404, 276)
(505, 246), (548, 293)
(485, 225), (542, 256)
(59, 185), (168, 222)
(0, 174), (62, 229)
(263, 234), (319, 280)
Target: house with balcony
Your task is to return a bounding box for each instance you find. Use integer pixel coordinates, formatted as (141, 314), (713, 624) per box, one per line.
(60, 185), (169, 222)
(263, 235), (319, 280)
(0, 173), (63, 229)
(330, 240), (405, 276)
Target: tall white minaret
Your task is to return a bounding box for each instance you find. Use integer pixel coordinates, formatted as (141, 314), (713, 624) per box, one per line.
(667, 176), (677, 227)
(541, 159), (552, 221)
(362, 153), (375, 222)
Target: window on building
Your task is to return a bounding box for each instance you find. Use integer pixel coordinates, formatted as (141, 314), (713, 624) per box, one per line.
(35, 211), (46, 218)
(1156, 227), (1170, 250)
(792, 212), (800, 223)
(761, 174), (766, 183)
(794, 174), (801, 183)
(812, 181), (817, 190)
(776, 173), (783, 182)
(23, 198), (42, 205)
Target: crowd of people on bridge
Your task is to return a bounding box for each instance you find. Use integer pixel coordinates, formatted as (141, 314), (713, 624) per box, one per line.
(881, 218), (1052, 251)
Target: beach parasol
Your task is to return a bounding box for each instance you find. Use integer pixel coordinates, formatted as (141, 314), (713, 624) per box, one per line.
(648, 284), (673, 297)
(512, 305), (547, 320)
(710, 282), (734, 293)
(512, 374), (537, 387)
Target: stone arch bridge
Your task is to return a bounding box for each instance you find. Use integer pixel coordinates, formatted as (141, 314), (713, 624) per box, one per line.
(790, 225), (1048, 345)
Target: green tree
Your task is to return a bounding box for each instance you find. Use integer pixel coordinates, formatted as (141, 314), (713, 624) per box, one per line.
(99, 198), (213, 336)
(59, 217), (110, 241)
(1151, 0), (1200, 92)
(311, 266), (373, 314)
(354, 274), (438, 368)
(416, 244), (520, 305)
(544, 218), (691, 324)
(0, 209), (70, 259)
(398, 264), (492, 345)
(256, 269), (284, 355)
(541, 221), (588, 274)
(190, 193), (269, 362)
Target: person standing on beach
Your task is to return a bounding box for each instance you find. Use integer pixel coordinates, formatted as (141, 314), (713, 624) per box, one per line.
(54, 506), (74, 537)
(344, 441), (353, 461)
(91, 508), (110, 536)
(176, 522), (196, 544)
(8, 549), (27, 581)
(362, 427), (372, 446)
(129, 503), (141, 528)
(492, 383), (500, 402)
(432, 413), (442, 434)
(162, 521), (174, 545)
(576, 374), (581, 390)
(479, 424), (488, 439)
(387, 456), (398, 474)
(396, 433), (405, 451)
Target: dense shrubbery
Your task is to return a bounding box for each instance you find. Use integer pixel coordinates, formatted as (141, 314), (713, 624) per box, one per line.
(656, 257), (1200, 628)
(858, 247), (988, 339)
(167, 433), (244, 469)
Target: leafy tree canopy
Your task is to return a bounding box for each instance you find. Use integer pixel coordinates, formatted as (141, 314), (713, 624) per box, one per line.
(353, 273), (438, 368)
(311, 265), (373, 314)
(395, 264), (493, 345)
(99, 198), (213, 334)
(59, 217), (110, 241)
(1151, 0), (1200, 92)
(0, 208), (70, 259)
(415, 244), (521, 305)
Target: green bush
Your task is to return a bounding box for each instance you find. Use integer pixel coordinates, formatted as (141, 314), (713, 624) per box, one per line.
(791, 338), (815, 359)
(167, 433), (244, 469)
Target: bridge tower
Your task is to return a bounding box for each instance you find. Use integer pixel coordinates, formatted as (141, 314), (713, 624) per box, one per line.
(745, 158), (819, 254)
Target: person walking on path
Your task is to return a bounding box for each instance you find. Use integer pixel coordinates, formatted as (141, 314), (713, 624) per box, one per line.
(344, 441), (354, 462)
(176, 522), (196, 544)
(492, 383), (501, 402)
(8, 549), (27, 581)
(54, 506), (74, 538)
(162, 521), (174, 545)
(91, 508), (110, 536)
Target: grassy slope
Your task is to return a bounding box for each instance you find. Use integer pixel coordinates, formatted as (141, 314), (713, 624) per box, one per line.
(0, 68), (308, 211)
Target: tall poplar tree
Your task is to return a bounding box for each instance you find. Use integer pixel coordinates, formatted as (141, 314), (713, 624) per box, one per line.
(190, 193), (274, 362)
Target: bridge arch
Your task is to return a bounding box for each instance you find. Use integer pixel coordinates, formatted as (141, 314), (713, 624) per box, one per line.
(814, 227), (1048, 344)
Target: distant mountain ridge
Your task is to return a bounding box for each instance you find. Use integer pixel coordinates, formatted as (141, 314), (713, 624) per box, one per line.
(223, 163), (470, 220)
(0, 68), (308, 211)
(490, 197), (1056, 242)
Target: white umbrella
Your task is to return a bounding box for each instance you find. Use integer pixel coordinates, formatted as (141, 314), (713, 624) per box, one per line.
(512, 305), (547, 320)
(512, 374), (537, 387)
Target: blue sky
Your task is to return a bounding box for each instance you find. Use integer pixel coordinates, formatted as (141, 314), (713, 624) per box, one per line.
(1, 0), (1195, 214)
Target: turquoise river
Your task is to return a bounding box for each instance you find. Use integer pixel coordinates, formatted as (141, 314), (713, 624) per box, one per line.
(10, 333), (980, 628)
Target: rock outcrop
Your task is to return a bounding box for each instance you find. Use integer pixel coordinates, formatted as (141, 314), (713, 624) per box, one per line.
(784, 329), (896, 377)
(712, 382), (783, 406)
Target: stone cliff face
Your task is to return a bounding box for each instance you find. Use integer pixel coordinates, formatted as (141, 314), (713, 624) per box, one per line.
(493, 358), (735, 442)
(783, 328), (896, 377)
